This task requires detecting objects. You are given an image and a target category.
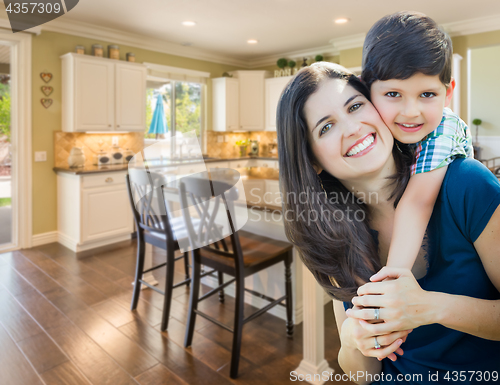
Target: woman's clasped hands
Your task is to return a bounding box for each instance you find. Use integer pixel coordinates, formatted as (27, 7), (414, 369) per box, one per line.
(345, 267), (431, 361)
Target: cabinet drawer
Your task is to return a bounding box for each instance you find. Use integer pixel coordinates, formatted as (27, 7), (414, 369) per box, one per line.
(82, 172), (128, 189)
(208, 161), (230, 171)
(255, 160), (279, 169)
(229, 160), (250, 169)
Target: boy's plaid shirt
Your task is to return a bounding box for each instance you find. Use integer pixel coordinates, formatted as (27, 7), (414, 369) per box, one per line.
(411, 108), (474, 175)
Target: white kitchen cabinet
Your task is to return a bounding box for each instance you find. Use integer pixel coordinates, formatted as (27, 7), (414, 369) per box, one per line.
(212, 71), (269, 132)
(236, 71), (267, 131)
(61, 53), (146, 132)
(57, 171), (133, 252)
(265, 76), (293, 131)
(212, 77), (239, 131)
(207, 161), (230, 172)
(228, 159), (253, 169)
(255, 159), (279, 169)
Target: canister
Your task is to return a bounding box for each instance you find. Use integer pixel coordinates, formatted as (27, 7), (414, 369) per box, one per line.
(92, 44), (104, 57)
(108, 45), (120, 60)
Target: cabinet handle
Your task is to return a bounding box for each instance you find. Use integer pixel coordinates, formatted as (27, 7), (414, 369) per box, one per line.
(105, 177), (113, 183)
(108, 124), (112, 127)
(117, 125), (120, 128)
(263, 163), (268, 167)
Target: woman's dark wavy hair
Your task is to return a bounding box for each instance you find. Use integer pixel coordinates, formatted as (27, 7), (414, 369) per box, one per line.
(276, 62), (414, 302)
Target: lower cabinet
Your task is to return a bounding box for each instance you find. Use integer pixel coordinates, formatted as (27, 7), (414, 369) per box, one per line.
(57, 171), (133, 253)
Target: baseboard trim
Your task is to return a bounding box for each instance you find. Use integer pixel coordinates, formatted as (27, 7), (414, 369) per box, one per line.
(31, 231), (59, 247)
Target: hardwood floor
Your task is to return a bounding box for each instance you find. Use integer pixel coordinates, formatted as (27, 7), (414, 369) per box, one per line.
(0, 242), (352, 385)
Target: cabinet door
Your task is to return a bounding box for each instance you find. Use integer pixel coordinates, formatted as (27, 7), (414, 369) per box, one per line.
(265, 76), (292, 131)
(75, 57), (114, 132)
(226, 79), (239, 131)
(238, 71), (265, 131)
(81, 185), (133, 243)
(212, 78), (239, 131)
(115, 63), (147, 131)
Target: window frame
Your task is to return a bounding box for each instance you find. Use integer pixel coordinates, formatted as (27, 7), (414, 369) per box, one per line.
(145, 75), (205, 154)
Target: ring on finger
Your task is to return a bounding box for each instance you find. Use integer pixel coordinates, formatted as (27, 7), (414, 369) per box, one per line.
(374, 336), (381, 349)
(374, 308), (380, 320)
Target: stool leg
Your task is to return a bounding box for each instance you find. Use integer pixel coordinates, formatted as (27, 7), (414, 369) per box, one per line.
(185, 250), (200, 347)
(218, 271), (225, 303)
(230, 273), (244, 379)
(131, 237), (145, 311)
(183, 251), (190, 288)
(161, 246), (175, 331)
(285, 251), (294, 337)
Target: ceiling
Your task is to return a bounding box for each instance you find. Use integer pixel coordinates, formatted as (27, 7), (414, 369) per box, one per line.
(57, 0), (500, 63)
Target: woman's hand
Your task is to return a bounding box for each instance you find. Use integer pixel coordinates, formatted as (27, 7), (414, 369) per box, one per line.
(347, 267), (432, 334)
(341, 312), (410, 362)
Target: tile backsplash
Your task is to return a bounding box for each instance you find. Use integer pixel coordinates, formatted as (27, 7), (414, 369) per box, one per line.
(206, 131), (277, 158)
(55, 130), (277, 168)
(54, 132), (144, 168)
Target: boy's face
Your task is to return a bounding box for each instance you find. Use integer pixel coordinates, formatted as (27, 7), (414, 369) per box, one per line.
(370, 73), (455, 144)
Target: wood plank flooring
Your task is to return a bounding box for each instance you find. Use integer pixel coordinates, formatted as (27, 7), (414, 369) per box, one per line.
(0, 242), (352, 384)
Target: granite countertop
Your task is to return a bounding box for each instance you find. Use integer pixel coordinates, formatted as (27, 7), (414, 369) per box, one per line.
(53, 156), (279, 175)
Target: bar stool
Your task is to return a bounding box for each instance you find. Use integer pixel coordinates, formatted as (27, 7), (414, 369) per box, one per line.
(179, 171), (293, 378)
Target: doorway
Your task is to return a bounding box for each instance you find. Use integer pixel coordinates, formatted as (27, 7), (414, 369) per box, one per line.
(0, 44), (11, 247)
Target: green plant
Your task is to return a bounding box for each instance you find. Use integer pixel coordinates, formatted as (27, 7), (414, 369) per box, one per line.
(288, 60), (296, 68)
(315, 54), (324, 62)
(472, 118), (482, 144)
(277, 58), (287, 69)
(0, 197), (11, 207)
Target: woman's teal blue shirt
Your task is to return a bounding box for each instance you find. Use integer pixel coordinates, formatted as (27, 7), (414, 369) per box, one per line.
(346, 158), (500, 384)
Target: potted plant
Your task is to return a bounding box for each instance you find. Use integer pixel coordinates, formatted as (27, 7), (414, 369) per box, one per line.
(472, 118), (482, 159)
(235, 138), (250, 157)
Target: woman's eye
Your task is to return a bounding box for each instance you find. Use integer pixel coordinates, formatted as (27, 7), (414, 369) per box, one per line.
(421, 92), (436, 98)
(385, 91), (400, 98)
(349, 103), (362, 112)
(319, 123), (332, 137)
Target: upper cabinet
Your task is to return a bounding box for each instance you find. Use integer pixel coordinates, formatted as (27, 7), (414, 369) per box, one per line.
(265, 76), (292, 131)
(212, 77), (239, 132)
(212, 70), (268, 131)
(61, 53), (147, 132)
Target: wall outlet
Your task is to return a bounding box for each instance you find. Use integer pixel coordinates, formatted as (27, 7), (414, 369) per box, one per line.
(217, 136), (223, 143)
(112, 136), (119, 146)
(224, 135), (229, 143)
(257, 135), (261, 141)
(34, 151), (47, 162)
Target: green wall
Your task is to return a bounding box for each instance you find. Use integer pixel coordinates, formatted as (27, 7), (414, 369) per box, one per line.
(32, 31), (239, 235)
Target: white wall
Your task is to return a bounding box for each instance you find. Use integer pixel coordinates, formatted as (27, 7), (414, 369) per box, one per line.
(470, 44), (500, 158)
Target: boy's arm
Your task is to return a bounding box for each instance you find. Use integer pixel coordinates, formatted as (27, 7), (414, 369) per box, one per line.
(387, 166), (448, 269)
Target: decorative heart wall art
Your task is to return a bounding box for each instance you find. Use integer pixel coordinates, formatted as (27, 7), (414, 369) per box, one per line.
(41, 98), (53, 109)
(40, 72), (52, 83)
(41, 86), (53, 96)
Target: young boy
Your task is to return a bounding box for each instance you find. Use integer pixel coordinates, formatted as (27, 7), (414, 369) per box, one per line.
(362, 11), (473, 270)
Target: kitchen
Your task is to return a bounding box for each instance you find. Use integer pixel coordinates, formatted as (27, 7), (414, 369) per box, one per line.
(1, 1), (500, 384)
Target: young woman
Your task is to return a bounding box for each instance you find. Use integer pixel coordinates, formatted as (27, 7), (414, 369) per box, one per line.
(277, 62), (500, 383)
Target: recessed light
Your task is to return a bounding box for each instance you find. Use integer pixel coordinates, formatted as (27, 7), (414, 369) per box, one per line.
(335, 18), (349, 24)
(247, 39), (258, 44)
(182, 21), (196, 26)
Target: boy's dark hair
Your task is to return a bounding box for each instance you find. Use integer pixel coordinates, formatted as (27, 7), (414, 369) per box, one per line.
(362, 11), (453, 89)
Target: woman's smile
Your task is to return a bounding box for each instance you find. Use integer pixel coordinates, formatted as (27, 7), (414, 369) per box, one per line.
(345, 133), (377, 157)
